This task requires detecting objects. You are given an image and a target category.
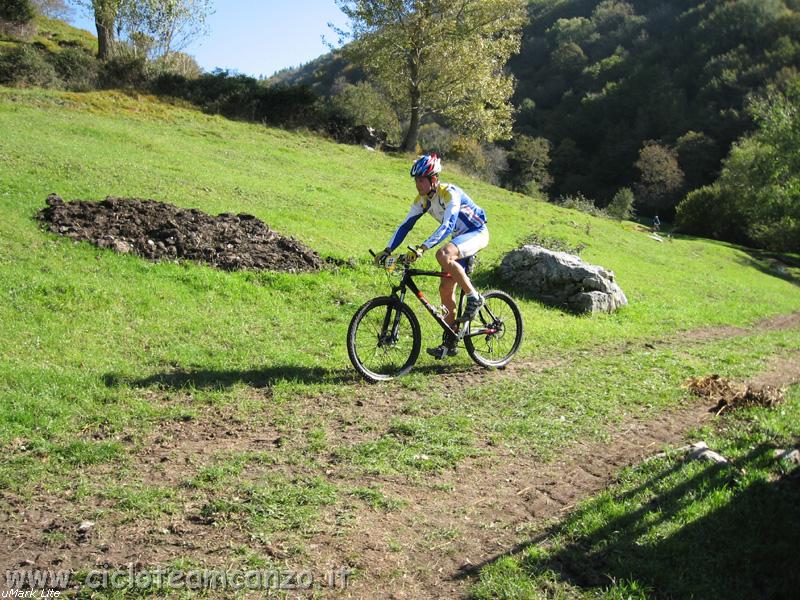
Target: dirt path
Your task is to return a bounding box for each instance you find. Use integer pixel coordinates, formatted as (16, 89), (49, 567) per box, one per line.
(325, 397), (718, 599)
(312, 353), (800, 598)
(1, 313), (798, 597)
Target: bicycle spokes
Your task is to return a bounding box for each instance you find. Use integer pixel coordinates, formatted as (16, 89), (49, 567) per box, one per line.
(350, 301), (420, 379)
(464, 291), (523, 368)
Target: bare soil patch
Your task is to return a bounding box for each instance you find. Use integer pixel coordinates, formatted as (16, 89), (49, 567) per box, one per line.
(2, 316), (799, 597)
(37, 194), (324, 273)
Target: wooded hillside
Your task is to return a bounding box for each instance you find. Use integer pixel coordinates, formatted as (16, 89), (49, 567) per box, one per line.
(276, 0), (799, 230)
(513, 0), (800, 212)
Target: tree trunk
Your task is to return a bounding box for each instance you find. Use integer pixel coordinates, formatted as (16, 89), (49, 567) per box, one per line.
(401, 52), (423, 152)
(94, 0), (118, 60)
(95, 15), (114, 59)
(402, 70), (423, 153)
(402, 97), (422, 152)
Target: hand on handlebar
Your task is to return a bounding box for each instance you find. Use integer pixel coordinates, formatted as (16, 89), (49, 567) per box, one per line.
(405, 245), (425, 264)
(373, 247), (392, 266)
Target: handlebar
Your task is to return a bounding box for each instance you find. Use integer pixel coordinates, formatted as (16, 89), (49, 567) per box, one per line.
(369, 248), (416, 272)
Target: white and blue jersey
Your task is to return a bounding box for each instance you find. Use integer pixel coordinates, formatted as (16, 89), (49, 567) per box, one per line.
(387, 183), (487, 251)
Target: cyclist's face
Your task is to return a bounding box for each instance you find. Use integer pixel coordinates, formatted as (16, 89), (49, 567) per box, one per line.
(415, 175), (437, 195)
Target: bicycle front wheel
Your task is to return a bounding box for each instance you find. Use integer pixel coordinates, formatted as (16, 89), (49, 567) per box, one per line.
(464, 290), (523, 368)
(347, 296), (421, 382)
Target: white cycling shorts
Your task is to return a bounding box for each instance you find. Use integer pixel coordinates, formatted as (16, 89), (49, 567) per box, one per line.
(452, 226), (489, 259)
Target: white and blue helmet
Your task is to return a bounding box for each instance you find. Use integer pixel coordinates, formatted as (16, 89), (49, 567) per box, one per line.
(410, 153), (442, 178)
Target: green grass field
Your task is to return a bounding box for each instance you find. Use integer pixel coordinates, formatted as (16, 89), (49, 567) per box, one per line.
(1, 86), (799, 595)
(473, 385), (800, 600)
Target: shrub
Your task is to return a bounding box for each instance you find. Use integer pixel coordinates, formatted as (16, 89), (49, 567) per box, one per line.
(448, 136), (506, 185)
(0, 0), (35, 24)
(0, 45), (59, 87)
(151, 52), (202, 78)
(149, 71), (190, 97)
(50, 47), (98, 91)
(675, 185), (747, 244)
(253, 85), (319, 127)
(329, 80), (401, 143)
(418, 122), (457, 156)
(99, 53), (148, 89)
(556, 193), (608, 217)
(606, 187), (635, 220)
(449, 136), (487, 174)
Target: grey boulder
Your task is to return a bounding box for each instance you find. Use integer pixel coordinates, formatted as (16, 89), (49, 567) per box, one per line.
(499, 245), (628, 314)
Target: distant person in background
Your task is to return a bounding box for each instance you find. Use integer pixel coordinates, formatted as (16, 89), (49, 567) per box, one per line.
(653, 214), (661, 232)
(374, 153), (489, 360)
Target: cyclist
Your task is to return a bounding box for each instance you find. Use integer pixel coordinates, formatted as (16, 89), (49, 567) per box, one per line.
(375, 153), (489, 359)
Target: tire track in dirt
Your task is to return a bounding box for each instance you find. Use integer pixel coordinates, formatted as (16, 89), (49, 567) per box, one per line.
(301, 312), (800, 598)
(316, 350), (799, 599)
(1, 312), (798, 596)
(500, 310), (800, 379)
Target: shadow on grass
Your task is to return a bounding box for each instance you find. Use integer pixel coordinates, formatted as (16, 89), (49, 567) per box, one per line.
(103, 362), (479, 390)
(103, 366), (356, 390)
(465, 444), (800, 599)
(737, 249), (800, 288)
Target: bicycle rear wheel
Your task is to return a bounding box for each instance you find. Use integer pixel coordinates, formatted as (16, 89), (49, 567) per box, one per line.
(464, 290), (523, 368)
(347, 296), (421, 382)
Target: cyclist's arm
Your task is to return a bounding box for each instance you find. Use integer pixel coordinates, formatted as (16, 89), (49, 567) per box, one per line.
(387, 198), (426, 251)
(422, 193), (459, 249)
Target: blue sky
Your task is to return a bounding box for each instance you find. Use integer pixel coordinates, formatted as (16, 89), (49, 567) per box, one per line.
(69, 1), (348, 78)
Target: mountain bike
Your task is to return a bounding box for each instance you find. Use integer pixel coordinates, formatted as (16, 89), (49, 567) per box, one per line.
(346, 249), (524, 382)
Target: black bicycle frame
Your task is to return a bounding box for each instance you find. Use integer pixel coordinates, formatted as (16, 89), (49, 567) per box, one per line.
(388, 267), (498, 341)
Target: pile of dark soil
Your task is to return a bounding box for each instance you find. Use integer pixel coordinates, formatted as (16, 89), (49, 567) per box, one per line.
(37, 194), (325, 273)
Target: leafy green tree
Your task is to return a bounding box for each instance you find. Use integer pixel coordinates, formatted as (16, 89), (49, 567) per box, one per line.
(677, 78), (800, 251)
(118, 0), (213, 59)
(606, 187), (635, 220)
(591, 0), (636, 33)
(332, 0), (527, 151)
(505, 134), (553, 195)
(547, 17), (594, 46)
(552, 42), (587, 75)
(0, 0), (35, 24)
(675, 185), (747, 243)
(634, 141), (686, 216)
(718, 79), (800, 250)
(676, 131), (722, 189)
(330, 79), (401, 142)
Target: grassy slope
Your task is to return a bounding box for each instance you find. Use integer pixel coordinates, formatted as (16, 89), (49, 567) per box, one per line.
(0, 14), (97, 54)
(1, 87), (798, 446)
(473, 385), (800, 600)
(1, 89), (799, 583)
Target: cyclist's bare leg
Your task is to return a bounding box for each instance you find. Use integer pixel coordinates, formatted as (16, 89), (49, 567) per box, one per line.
(436, 242), (476, 326)
(439, 276), (457, 328)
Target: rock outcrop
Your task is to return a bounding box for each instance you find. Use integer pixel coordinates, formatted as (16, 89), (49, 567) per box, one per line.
(499, 245), (628, 314)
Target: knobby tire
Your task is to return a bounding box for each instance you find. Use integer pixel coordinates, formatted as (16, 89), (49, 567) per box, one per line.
(347, 296), (421, 382)
(464, 290), (523, 368)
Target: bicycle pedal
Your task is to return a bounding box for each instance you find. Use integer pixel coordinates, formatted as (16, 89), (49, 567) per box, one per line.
(426, 345), (458, 360)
